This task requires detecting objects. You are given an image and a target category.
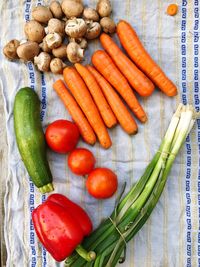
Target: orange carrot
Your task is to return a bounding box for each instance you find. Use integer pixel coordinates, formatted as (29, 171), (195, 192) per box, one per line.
(117, 20), (178, 97)
(167, 4), (178, 16)
(63, 67), (112, 149)
(100, 33), (155, 97)
(92, 50), (147, 123)
(53, 79), (96, 145)
(74, 63), (117, 128)
(87, 65), (138, 134)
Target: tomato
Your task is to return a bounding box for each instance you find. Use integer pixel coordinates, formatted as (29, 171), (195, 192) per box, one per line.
(86, 168), (118, 199)
(68, 148), (96, 175)
(45, 120), (80, 154)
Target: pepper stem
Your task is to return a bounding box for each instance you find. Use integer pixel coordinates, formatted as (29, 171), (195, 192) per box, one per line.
(75, 245), (96, 262)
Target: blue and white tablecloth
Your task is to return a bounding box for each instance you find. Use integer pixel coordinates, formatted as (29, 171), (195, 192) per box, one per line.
(0, 0), (200, 266)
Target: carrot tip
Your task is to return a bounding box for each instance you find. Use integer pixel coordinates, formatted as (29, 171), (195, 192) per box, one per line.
(141, 116), (148, 123)
(165, 89), (178, 97)
(131, 129), (138, 135)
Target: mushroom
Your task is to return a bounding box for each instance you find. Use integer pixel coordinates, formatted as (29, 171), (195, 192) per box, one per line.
(3, 39), (20, 60)
(85, 21), (101, 39)
(24, 20), (45, 43)
(83, 7), (99, 21)
(100, 17), (116, 34)
(17, 41), (40, 61)
(34, 52), (51, 72)
(45, 32), (62, 49)
(66, 42), (84, 63)
(39, 38), (52, 53)
(69, 37), (87, 49)
(49, 1), (64, 19)
(52, 44), (67, 59)
(65, 18), (87, 38)
(62, 17), (68, 22)
(77, 38), (87, 49)
(96, 0), (112, 17)
(50, 58), (66, 74)
(61, 0), (84, 18)
(47, 18), (65, 37)
(32, 5), (53, 24)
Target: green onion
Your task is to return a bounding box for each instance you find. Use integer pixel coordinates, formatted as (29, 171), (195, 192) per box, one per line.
(65, 104), (198, 267)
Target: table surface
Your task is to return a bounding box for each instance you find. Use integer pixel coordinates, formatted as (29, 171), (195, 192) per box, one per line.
(0, 88), (7, 267)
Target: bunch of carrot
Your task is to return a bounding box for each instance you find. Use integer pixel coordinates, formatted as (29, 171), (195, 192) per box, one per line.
(53, 20), (177, 149)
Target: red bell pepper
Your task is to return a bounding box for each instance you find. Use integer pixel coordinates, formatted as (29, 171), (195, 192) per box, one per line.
(32, 194), (95, 262)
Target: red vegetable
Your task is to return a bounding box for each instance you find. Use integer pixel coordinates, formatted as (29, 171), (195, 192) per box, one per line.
(32, 194), (95, 262)
(45, 119), (80, 154)
(68, 148), (96, 175)
(86, 168), (118, 199)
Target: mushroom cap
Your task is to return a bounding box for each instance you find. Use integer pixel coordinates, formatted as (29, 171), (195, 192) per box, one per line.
(66, 42), (84, 63)
(39, 38), (51, 53)
(100, 17), (116, 34)
(24, 20), (45, 43)
(83, 7), (99, 21)
(17, 41), (40, 61)
(48, 18), (65, 36)
(96, 0), (112, 17)
(61, 0), (84, 18)
(39, 38), (52, 53)
(52, 44), (67, 59)
(45, 32), (62, 49)
(49, 1), (64, 19)
(69, 37), (88, 49)
(32, 5), (53, 24)
(34, 52), (51, 72)
(85, 21), (101, 39)
(50, 58), (66, 74)
(3, 39), (20, 60)
(65, 18), (87, 38)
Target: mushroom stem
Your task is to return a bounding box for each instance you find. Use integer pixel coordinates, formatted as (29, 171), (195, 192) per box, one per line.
(34, 52), (51, 72)
(67, 42), (84, 63)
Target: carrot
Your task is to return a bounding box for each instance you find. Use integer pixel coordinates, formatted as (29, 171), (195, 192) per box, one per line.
(63, 67), (112, 149)
(53, 79), (96, 145)
(100, 33), (155, 97)
(87, 65), (138, 134)
(117, 20), (178, 97)
(167, 4), (178, 16)
(92, 50), (147, 123)
(74, 63), (117, 128)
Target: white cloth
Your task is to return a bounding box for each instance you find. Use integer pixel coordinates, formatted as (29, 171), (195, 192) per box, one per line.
(1, 0), (200, 266)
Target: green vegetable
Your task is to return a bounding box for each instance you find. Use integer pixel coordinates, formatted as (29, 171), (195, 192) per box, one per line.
(14, 87), (53, 194)
(65, 104), (198, 266)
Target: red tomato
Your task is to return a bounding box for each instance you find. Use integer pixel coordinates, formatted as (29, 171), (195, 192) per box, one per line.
(68, 148), (96, 175)
(45, 120), (80, 154)
(86, 168), (118, 199)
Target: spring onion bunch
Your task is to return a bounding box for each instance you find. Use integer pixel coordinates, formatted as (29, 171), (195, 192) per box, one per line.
(65, 104), (197, 267)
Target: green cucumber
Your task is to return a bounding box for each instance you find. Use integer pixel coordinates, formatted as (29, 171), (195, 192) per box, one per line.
(14, 87), (53, 194)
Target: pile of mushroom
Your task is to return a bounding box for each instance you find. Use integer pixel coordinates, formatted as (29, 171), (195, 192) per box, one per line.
(3, 0), (116, 74)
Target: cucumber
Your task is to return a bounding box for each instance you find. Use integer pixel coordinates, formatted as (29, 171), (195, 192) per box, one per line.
(14, 87), (53, 194)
